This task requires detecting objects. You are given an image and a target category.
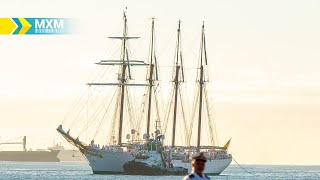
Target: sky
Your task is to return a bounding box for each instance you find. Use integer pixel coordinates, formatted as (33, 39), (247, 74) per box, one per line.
(1, 0), (320, 165)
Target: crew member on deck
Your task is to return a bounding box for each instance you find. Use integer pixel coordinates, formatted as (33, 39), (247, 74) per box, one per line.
(183, 152), (210, 180)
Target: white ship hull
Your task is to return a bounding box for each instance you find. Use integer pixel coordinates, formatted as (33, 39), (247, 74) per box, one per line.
(172, 157), (232, 175)
(83, 150), (134, 174)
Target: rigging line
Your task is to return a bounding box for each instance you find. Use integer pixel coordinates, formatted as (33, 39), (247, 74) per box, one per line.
(92, 87), (118, 140)
(204, 85), (216, 145)
(176, 110), (182, 145)
(86, 86), (90, 141)
(108, 88), (121, 144)
(152, 23), (159, 81)
(70, 88), (97, 131)
(69, 93), (91, 129)
(127, 22), (147, 57)
(153, 85), (162, 131)
(162, 86), (172, 129)
(136, 87), (148, 133)
(69, 65), (113, 128)
(203, 116), (208, 146)
(182, 28), (202, 62)
(203, 29), (208, 66)
(205, 65), (210, 83)
(125, 49), (132, 79)
(204, 85), (218, 144)
(178, 89), (189, 146)
(61, 65), (111, 125)
(146, 21), (157, 81)
(187, 85), (200, 146)
(178, 28), (184, 83)
(136, 87), (145, 129)
(158, 84), (166, 133)
(106, 24), (124, 58)
(61, 76), (92, 125)
(157, 65), (198, 69)
(125, 86), (135, 130)
(162, 87), (175, 137)
(58, 134), (72, 149)
(180, 52), (185, 82)
(77, 86), (117, 137)
(154, 54), (159, 80)
(108, 39), (122, 58)
(171, 56), (178, 81)
(195, 31), (203, 81)
(61, 88), (86, 125)
(156, 30), (175, 60)
(233, 157), (256, 176)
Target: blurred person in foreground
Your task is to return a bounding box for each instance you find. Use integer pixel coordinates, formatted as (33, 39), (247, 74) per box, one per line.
(183, 152), (210, 180)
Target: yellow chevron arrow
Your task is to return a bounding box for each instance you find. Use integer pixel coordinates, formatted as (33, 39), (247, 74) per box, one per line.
(18, 18), (32, 34)
(0, 18), (17, 34)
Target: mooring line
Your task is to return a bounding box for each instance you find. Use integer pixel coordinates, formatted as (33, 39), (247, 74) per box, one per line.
(233, 157), (256, 176)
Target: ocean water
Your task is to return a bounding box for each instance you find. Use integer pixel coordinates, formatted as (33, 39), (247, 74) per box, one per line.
(0, 162), (319, 180)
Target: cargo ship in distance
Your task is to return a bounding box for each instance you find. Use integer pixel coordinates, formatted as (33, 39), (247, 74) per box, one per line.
(0, 136), (60, 162)
(48, 142), (86, 162)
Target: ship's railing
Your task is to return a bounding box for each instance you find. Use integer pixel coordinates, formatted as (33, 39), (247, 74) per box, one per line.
(168, 145), (232, 161)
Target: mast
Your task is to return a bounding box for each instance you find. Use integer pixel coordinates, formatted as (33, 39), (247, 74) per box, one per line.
(118, 12), (128, 145)
(87, 12), (146, 146)
(172, 65), (180, 146)
(172, 20), (182, 147)
(146, 18), (156, 139)
(197, 22), (206, 148)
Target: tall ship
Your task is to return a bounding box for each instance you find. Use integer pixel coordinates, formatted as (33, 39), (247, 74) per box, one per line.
(57, 11), (231, 175)
(0, 136), (60, 162)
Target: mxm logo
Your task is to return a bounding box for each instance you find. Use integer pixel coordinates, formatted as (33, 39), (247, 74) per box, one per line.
(35, 19), (64, 29)
(33, 18), (67, 34)
(0, 18), (72, 35)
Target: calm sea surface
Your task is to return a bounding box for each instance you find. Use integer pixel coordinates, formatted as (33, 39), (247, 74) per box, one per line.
(0, 162), (319, 180)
